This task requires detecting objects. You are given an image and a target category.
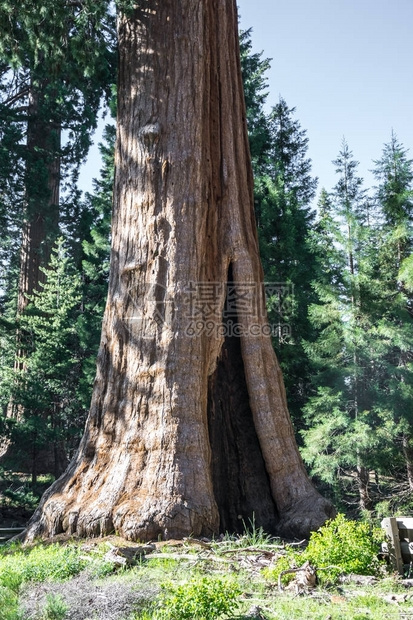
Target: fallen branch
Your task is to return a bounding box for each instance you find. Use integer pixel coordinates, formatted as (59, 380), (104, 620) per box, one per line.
(183, 537), (212, 550)
(278, 561), (316, 592)
(219, 546), (276, 557)
(148, 552), (233, 564)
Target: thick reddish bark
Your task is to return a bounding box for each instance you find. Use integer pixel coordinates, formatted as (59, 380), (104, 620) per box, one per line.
(22, 0), (334, 543)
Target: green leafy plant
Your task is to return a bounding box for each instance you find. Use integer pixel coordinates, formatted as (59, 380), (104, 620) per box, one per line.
(302, 513), (386, 583)
(41, 594), (68, 620)
(159, 575), (240, 620)
(0, 585), (22, 620)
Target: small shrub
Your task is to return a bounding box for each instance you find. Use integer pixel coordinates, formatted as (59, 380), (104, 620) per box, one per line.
(158, 575), (240, 620)
(303, 513), (386, 583)
(41, 594), (68, 620)
(0, 473), (54, 511)
(3, 487), (39, 510)
(0, 585), (22, 620)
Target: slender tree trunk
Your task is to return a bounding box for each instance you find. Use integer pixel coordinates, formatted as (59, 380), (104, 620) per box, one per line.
(356, 464), (371, 511)
(345, 185), (369, 512)
(3, 83), (66, 474)
(5, 86), (60, 417)
(22, 0), (334, 543)
(11, 84), (60, 388)
(402, 433), (413, 491)
(31, 435), (38, 487)
(17, 86), (60, 315)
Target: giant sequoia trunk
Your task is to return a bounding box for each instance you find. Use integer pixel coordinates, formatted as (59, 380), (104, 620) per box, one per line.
(22, 0), (334, 543)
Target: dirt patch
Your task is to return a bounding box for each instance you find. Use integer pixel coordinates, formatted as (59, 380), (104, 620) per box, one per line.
(21, 569), (159, 620)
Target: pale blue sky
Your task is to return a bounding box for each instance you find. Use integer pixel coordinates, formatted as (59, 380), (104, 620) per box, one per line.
(79, 1), (413, 203)
(237, 0), (413, 199)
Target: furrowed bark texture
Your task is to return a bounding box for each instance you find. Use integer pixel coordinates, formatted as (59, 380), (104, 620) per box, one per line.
(23, 0), (334, 543)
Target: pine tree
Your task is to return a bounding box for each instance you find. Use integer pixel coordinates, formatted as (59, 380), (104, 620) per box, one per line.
(0, 0), (116, 312)
(1, 121), (115, 479)
(301, 137), (413, 512)
(372, 133), (413, 490)
(254, 98), (318, 424)
(373, 131), (413, 229)
(301, 141), (381, 511)
(0, 1), (116, 466)
(239, 29), (271, 177)
(241, 31), (320, 427)
(0, 66), (26, 310)
(3, 238), (84, 482)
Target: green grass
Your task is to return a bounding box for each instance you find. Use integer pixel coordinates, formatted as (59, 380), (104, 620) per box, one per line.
(40, 594), (68, 620)
(0, 540), (106, 619)
(0, 543), (88, 591)
(0, 585), (22, 620)
(259, 591), (405, 619)
(0, 514), (410, 620)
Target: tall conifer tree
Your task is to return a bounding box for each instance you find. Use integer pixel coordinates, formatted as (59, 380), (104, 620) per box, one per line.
(372, 133), (413, 490)
(254, 98), (318, 424)
(301, 141), (379, 511)
(0, 0), (115, 313)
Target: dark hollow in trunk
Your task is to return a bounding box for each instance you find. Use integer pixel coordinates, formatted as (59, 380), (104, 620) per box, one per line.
(20, 0), (334, 544)
(208, 268), (278, 533)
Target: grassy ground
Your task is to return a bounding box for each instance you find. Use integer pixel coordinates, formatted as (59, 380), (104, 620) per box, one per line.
(0, 475), (413, 619)
(0, 530), (412, 620)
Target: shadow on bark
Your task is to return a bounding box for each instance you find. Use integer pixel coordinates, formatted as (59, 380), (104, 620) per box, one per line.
(18, 0), (335, 544)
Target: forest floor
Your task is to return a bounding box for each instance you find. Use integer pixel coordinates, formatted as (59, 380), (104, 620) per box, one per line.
(1, 473), (413, 619)
(1, 533), (413, 619)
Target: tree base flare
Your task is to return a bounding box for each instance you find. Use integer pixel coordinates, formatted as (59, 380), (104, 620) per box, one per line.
(18, 0), (335, 546)
(20, 472), (334, 544)
(21, 490), (220, 544)
(275, 495), (336, 540)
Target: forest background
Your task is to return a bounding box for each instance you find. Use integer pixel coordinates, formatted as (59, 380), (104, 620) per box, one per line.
(0, 0), (413, 524)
